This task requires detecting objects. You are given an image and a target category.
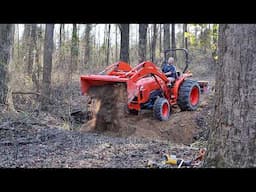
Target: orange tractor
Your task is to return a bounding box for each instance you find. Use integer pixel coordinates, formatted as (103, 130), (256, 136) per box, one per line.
(81, 48), (207, 121)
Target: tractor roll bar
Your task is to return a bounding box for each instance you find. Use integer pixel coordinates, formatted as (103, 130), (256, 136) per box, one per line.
(164, 48), (189, 73)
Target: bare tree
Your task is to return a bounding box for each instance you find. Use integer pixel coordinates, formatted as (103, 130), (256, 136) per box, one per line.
(0, 24), (15, 111)
(212, 24), (218, 66)
(26, 24), (37, 76)
(29, 24), (38, 90)
(183, 24), (188, 49)
(33, 25), (44, 95)
(163, 24), (170, 57)
(58, 24), (65, 67)
(22, 24), (31, 75)
(84, 24), (92, 66)
(106, 24), (111, 65)
(119, 24), (129, 63)
(159, 24), (162, 56)
(92, 27), (96, 65)
(115, 24), (118, 61)
(138, 24), (148, 63)
(16, 24), (20, 62)
(204, 24), (256, 167)
(148, 25), (151, 62)
(151, 24), (157, 63)
(171, 24), (176, 59)
(41, 24), (54, 111)
(59, 24), (63, 50)
(163, 24), (170, 50)
(71, 24), (79, 72)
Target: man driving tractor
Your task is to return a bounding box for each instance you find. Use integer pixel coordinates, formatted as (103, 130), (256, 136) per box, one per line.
(161, 56), (177, 87)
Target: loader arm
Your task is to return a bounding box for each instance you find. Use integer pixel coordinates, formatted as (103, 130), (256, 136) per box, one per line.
(124, 61), (170, 104)
(99, 61), (132, 75)
(126, 61), (169, 83)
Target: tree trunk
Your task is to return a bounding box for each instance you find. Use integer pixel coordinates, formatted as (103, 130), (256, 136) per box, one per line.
(183, 24), (188, 49)
(159, 24), (162, 56)
(212, 24), (218, 66)
(41, 24), (54, 111)
(62, 24), (66, 63)
(92, 29), (96, 65)
(163, 24), (170, 57)
(163, 24), (170, 50)
(103, 24), (107, 66)
(30, 24), (38, 90)
(194, 24), (198, 46)
(115, 24), (118, 61)
(194, 24), (198, 39)
(106, 24), (111, 65)
(97, 26), (101, 67)
(22, 24), (31, 75)
(151, 24), (157, 63)
(71, 24), (79, 73)
(84, 24), (92, 66)
(119, 24), (129, 63)
(59, 24), (63, 50)
(204, 24), (256, 167)
(26, 24), (37, 76)
(16, 24), (20, 64)
(0, 24), (15, 111)
(138, 24), (148, 63)
(199, 25), (210, 54)
(148, 25), (151, 62)
(58, 24), (64, 68)
(33, 25), (43, 95)
(171, 24), (176, 59)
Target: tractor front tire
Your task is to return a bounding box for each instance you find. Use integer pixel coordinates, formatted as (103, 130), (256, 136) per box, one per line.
(153, 97), (171, 121)
(129, 109), (139, 115)
(177, 79), (200, 111)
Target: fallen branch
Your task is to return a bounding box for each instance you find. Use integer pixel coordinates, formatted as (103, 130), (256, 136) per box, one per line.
(12, 91), (56, 105)
(0, 140), (40, 146)
(12, 91), (69, 106)
(0, 122), (16, 130)
(12, 91), (40, 95)
(0, 122), (10, 129)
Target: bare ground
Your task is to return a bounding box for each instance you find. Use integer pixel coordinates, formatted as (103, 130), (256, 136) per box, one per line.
(0, 78), (214, 168)
(0, 123), (202, 168)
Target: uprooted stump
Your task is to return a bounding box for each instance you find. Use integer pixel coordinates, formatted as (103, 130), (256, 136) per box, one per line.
(81, 83), (136, 136)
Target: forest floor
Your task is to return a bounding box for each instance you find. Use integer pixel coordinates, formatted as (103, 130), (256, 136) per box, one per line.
(0, 76), (215, 168)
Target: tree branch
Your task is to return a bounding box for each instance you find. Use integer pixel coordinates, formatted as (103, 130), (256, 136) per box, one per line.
(12, 91), (40, 95)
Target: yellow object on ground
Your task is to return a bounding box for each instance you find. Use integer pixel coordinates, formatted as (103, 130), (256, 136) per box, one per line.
(164, 154), (178, 165)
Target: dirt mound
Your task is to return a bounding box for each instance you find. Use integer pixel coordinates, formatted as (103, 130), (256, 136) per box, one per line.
(123, 108), (199, 145)
(80, 83), (205, 145)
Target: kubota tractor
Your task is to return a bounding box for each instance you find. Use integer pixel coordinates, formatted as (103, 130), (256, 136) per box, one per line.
(81, 48), (206, 121)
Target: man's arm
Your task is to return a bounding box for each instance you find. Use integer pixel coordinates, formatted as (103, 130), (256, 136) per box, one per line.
(162, 64), (172, 76)
(165, 65), (176, 77)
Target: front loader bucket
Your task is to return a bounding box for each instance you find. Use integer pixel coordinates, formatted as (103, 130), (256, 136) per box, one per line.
(80, 75), (138, 102)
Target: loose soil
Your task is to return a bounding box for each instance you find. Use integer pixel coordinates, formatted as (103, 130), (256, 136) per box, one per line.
(80, 82), (213, 145)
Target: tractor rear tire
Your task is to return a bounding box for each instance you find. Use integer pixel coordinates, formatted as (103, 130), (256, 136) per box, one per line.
(153, 97), (171, 121)
(177, 79), (200, 111)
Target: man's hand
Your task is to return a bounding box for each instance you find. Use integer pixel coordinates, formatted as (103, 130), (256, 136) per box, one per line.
(165, 71), (172, 76)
